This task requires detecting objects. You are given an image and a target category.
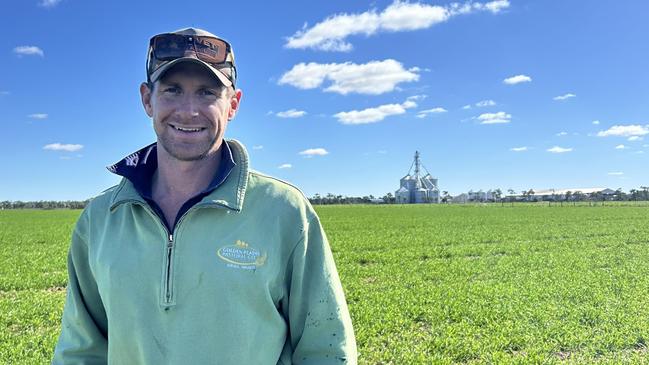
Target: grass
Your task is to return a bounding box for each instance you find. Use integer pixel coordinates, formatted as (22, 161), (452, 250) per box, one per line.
(0, 210), (74, 364)
(2, 205), (649, 363)
(318, 204), (649, 364)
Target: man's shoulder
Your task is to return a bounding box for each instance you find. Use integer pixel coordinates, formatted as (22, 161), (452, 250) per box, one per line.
(247, 169), (307, 199)
(82, 180), (125, 214)
(246, 170), (314, 213)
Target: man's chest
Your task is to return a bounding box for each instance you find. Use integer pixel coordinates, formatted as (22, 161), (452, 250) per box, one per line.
(87, 205), (297, 310)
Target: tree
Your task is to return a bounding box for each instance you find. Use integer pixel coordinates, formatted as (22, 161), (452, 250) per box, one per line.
(526, 189), (535, 201)
(493, 188), (503, 202)
(641, 186), (649, 201)
(565, 191), (573, 202)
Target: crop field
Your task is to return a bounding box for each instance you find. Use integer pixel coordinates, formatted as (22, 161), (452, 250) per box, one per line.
(2, 204), (649, 364)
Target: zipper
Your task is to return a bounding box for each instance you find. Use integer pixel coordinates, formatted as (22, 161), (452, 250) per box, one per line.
(164, 233), (174, 304)
(116, 199), (233, 307)
(116, 200), (174, 306)
(160, 204), (230, 306)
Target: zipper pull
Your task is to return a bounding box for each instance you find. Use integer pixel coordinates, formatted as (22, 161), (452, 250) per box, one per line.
(168, 234), (174, 247)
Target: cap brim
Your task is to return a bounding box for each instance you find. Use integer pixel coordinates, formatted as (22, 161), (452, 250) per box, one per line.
(149, 57), (233, 87)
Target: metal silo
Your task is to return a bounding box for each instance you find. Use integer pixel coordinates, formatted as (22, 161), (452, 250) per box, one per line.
(396, 151), (440, 204)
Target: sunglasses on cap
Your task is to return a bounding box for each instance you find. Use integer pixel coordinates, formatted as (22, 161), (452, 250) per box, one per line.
(147, 33), (236, 85)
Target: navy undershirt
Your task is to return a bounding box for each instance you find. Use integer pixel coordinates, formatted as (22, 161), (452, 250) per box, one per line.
(110, 142), (236, 232)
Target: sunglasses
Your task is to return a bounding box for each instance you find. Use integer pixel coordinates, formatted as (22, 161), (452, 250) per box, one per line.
(147, 33), (236, 85)
(150, 33), (232, 65)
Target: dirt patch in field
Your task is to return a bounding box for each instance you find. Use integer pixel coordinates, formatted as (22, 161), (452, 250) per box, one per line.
(45, 286), (66, 293)
(556, 351), (573, 361)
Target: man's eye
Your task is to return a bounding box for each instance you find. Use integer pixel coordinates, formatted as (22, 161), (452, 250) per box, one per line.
(164, 87), (180, 94)
(199, 89), (217, 97)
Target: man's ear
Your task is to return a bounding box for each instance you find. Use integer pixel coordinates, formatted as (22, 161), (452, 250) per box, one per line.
(140, 82), (153, 117)
(228, 89), (243, 120)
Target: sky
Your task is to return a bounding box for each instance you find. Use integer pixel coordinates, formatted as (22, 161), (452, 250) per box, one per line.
(1, 0), (649, 201)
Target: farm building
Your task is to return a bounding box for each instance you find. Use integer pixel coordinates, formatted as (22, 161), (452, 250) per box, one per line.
(395, 151), (440, 204)
(507, 187), (616, 201)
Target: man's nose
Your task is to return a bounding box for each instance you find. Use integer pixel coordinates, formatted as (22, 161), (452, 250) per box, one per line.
(177, 95), (200, 119)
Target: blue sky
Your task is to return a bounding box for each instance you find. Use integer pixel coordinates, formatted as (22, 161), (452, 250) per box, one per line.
(2, 0), (649, 200)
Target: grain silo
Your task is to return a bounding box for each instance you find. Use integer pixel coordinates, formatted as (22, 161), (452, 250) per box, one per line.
(395, 151), (440, 204)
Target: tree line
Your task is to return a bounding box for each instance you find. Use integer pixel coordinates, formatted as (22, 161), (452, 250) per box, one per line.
(2, 187), (649, 209)
(0, 200), (89, 210)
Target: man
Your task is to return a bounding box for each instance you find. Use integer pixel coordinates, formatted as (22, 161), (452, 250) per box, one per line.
(53, 27), (357, 364)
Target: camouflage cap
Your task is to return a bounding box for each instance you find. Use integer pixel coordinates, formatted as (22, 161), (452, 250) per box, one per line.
(147, 27), (236, 87)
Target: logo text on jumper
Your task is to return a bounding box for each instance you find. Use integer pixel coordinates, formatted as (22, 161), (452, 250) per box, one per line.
(217, 240), (266, 270)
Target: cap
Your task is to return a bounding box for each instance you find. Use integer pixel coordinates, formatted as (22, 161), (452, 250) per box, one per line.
(147, 27), (236, 87)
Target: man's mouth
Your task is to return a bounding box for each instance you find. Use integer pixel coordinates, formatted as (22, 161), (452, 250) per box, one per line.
(171, 124), (205, 133)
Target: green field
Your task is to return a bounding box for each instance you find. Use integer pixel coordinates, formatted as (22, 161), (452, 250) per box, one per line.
(2, 204), (649, 364)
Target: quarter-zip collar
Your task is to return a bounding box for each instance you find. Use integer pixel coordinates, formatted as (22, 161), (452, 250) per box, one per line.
(108, 139), (249, 214)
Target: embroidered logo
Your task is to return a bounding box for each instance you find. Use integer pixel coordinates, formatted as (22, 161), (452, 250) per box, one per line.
(217, 240), (267, 270)
(125, 152), (139, 167)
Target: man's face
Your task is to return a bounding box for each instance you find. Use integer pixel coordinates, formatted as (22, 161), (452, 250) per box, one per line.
(140, 62), (241, 162)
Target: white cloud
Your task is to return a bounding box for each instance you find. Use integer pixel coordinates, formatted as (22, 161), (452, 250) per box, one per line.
(278, 164), (292, 169)
(628, 136), (643, 141)
(279, 59), (419, 95)
(547, 146), (572, 153)
(556, 131), (567, 136)
(39, 0), (62, 7)
(483, 0), (510, 13)
(416, 107), (447, 118)
(28, 113), (48, 119)
(597, 125), (649, 137)
(553, 93), (576, 101)
(475, 99), (496, 107)
(510, 146), (528, 152)
(478, 111), (511, 124)
(615, 144), (628, 150)
(43, 143), (83, 152)
(401, 100), (417, 108)
(0, 91), (9, 96)
(462, 104), (472, 110)
(503, 74), (531, 85)
(636, 151), (645, 154)
(334, 99), (416, 125)
(425, 107), (447, 113)
(276, 109), (307, 118)
(252, 145), (264, 150)
(285, 0), (509, 51)
(592, 120), (600, 125)
(608, 172), (624, 176)
(299, 148), (329, 156)
(407, 94), (427, 101)
(13, 46), (44, 57)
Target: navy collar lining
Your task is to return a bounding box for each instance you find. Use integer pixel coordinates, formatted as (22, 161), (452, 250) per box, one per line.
(107, 142), (236, 229)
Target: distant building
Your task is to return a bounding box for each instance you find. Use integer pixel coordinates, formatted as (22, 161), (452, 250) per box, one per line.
(507, 187), (615, 201)
(467, 190), (496, 202)
(451, 193), (469, 204)
(395, 151), (440, 204)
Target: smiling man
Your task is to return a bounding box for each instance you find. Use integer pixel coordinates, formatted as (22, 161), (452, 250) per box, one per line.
(53, 27), (357, 364)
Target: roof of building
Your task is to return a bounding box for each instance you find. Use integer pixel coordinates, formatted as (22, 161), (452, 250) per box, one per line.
(505, 187), (614, 196)
(531, 188), (609, 195)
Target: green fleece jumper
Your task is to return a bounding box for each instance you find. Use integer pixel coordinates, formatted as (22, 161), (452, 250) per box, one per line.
(52, 140), (357, 364)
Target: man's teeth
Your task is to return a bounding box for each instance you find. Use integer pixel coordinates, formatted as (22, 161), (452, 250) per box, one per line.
(173, 125), (202, 132)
